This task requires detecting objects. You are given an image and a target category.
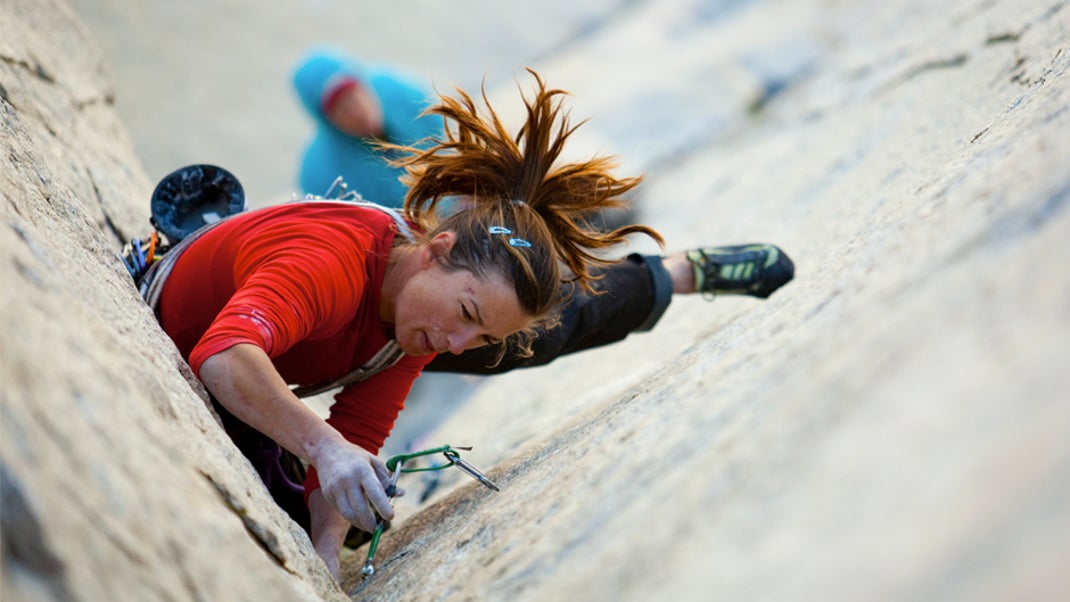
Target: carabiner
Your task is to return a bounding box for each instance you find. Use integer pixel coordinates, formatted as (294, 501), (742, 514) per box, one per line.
(443, 449), (500, 491)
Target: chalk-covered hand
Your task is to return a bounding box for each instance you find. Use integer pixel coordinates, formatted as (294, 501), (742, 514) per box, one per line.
(313, 438), (394, 532)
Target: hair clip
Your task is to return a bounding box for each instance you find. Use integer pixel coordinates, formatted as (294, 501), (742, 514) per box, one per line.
(510, 199), (527, 206)
(488, 225), (529, 248)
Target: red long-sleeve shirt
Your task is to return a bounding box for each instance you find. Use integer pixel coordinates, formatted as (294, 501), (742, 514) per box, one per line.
(157, 202), (434, 494)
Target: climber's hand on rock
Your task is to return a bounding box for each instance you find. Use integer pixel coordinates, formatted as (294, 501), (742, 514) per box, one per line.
(313, 438), (394, 532)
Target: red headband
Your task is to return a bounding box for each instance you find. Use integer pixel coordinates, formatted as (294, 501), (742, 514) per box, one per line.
(322, 77), (360, 113)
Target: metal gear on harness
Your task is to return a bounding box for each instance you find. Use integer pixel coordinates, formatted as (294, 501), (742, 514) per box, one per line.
(120, 231), (162, 282)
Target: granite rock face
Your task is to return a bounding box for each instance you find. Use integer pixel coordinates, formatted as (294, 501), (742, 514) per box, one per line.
(3, 0), (1069, 601)
(349, 1), (1070, 600)
(1, 2), (344, 600)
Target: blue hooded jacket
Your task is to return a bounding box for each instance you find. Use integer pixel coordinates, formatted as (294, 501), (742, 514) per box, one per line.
(292, 48), (442, 207)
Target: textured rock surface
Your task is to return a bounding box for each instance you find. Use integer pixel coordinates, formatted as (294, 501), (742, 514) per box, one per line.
(1, 1), (344, 600)
(3, 0), (1068, 601)
(347, 1), (1070, 600)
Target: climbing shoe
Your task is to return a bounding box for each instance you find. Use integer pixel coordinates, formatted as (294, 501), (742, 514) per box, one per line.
(686, 243), (794, 298)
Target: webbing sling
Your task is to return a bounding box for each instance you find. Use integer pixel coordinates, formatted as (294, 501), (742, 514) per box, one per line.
(289, 340), (405, 398)
(140, 200), (415, 398)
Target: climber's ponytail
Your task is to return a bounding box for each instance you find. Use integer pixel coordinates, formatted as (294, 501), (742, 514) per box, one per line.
(396, 69), (664, 358)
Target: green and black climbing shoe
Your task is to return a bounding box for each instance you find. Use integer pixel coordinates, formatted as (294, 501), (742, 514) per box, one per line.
(686, 243), (794, 298)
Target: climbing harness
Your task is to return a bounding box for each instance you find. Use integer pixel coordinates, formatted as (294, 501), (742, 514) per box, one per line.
(121, 169), (416, 397)
(361, 445), (500, 580)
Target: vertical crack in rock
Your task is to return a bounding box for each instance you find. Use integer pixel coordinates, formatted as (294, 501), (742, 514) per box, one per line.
(74, 93), (116, 110)
(869, 50), (972, 98)
(88, 171), (129, 243)
(0, 55), (56, 85)
(902, 53), (971, 82)
(986, 30), (1024, 45)
(197, 471), (301, 577)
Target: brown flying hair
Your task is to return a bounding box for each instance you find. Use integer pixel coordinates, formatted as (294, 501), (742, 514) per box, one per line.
(395, 69), (664, 359)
